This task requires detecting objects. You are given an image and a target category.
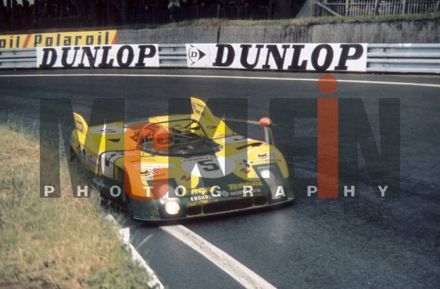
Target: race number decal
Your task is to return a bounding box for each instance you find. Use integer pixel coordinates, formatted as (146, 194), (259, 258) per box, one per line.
(197, 159), (221, 172)
(182, 155), (235, 178)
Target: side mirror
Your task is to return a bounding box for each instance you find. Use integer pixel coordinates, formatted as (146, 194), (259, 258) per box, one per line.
(259, 117), (274, 145)
(259, 117), (272, 127)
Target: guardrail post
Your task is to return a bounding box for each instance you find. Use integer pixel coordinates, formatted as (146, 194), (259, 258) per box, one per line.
(436, 0), (440, 11)
(401, 0), (407, 14)
(315, 0), (342, 16)
(374, 0), (380, 15)
(345, 0), (350, 16)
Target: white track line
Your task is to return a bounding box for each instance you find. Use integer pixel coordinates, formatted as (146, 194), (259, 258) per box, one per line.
(105, 215), (165, 289)
(160, 225), (277, 289)
(0, 73), (439, 88)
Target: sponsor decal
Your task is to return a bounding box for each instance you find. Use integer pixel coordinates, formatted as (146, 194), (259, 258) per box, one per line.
(186, 43), (367, 72)
(190, 98), (206, 115)
(228, 181), (263, 191)
(0, 30), (117, 49)
(257, 152), (278, 160)
(187, 44), (207, 66)
(179, 183), (265, 202)
(36, 45), (159, 68)
(140, 163), (175, 170)
(142, 168), (168, 181)
(140, 163), (174, 180)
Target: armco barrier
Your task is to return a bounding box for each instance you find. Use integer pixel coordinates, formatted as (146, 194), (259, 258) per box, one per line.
(158, 44), (187, 68)
(0, 48), (37, 68)
(367, 44), (440, 74)
(1, 44), (440, 74)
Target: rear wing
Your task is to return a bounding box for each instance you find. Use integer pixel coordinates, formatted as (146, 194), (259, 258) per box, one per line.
(190, 97), (233, 138)
(73, 112), (88, 136)
(190, 97), (274, 144)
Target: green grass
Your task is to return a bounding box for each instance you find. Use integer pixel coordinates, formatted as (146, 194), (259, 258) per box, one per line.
(163, 12), (440, 28)
(0, 119), (151, 289)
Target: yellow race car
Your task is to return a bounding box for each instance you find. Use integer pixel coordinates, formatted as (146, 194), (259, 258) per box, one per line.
(70, 97), (293, 221)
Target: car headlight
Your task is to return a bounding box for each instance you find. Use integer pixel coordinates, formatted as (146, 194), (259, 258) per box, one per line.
(164, 200), (181, 216)
(256, 166), (286, 200)
(160, 184), (182, 216)
(260, 169), (272, 179)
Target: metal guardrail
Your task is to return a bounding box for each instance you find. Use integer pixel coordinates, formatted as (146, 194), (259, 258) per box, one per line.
(158, 44), (187, 68)
(0, 48), (37, 68)
(366, 44), (440, 74)
(1, 44), (440, 74)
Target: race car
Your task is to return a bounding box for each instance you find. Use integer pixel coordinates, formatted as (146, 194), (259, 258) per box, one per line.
(70, 97), (293, 221)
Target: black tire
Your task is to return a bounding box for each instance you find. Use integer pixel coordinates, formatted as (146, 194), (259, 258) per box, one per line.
(122, 192), (134, 219)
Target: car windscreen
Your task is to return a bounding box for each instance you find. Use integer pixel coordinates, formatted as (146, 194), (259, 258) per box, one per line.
(139, 119), (220, 156)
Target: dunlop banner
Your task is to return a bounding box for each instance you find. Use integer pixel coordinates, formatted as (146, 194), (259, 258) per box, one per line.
(36, 45), (159, 68)
(0, 30), (117, 49)
(186, 43), (367, 72)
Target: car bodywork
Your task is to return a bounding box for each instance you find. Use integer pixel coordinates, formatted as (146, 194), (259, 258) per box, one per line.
(70, 97), (293, 221)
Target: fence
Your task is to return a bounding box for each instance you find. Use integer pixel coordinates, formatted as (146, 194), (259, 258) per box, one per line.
(0, 1), (287, 32)
(315, 0), (440, 17)
(1, 43), (440, 74)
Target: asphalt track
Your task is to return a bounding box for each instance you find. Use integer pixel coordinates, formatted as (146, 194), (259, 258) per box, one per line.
(0, 69), (439, 289)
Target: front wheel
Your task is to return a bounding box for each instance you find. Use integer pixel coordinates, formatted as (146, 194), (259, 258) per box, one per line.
(122, 192), (134, 219)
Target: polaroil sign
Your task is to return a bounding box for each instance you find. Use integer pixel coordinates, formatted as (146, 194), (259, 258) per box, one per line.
(0, 30), (117, 49)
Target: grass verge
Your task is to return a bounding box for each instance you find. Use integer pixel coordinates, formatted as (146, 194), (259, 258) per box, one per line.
(163, 12), (440, 28)
(0, 121), (151, 289)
